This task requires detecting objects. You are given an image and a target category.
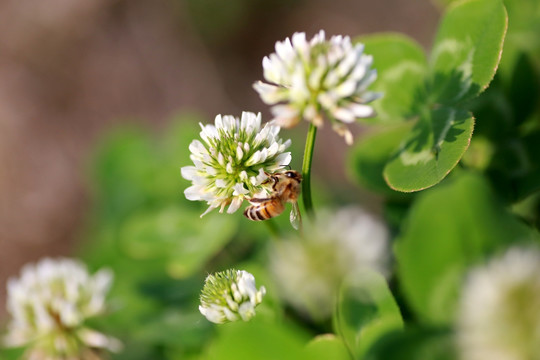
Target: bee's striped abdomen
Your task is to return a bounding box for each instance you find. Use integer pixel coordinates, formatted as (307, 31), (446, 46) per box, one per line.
(243, 200), (284, 221)
(244, 205), (267, 221)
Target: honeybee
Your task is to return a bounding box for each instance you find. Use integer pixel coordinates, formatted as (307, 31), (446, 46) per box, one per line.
(243, 170), (302, 229)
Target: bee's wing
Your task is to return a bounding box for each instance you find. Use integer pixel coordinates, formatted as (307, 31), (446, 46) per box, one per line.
(289, 202), (302, 230)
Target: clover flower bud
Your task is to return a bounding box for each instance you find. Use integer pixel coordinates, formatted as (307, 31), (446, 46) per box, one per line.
(199, 269), (266, 324)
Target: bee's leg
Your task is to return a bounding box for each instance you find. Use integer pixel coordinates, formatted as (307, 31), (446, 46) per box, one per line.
(262, 171), (279, 191)
(271, 176), (280, 191)
(272, 178), (279, 191)
(247, 197), (272, 203)
(261, 171), (274, 184)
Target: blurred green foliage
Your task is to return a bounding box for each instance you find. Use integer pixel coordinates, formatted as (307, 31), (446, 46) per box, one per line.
(395, 173), (539, 325)
(334, 271), (403, 359)
(364, 327), (456, 360)
(3, 0), (538, 359)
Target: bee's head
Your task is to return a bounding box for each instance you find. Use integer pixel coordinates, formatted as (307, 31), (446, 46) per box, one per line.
(284, 170), (302, 182)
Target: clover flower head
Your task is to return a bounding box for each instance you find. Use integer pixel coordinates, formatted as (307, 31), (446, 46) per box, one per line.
(269, 206), (389, 320)
(199, 269), (266, 324)
(181, 111), (292, 217)
(457, 246), (540, 360)
(254, 30), (381, 144)
(4, 258), (121, 359)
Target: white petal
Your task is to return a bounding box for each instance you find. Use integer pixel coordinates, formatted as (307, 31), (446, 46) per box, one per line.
(232, 183), (249, 196)
(360, 91), (383, 103)
(311, 30), (325, 45)
(350, 55), (371, 81)
(357, 69), (378, 91)
(180, 166), (198, 181)
(251, 168), (268, 186)
(217, 152), (225, 166)
(188, 140), (207, 156)
(262, 56), (280, 83)
(289, 64), (309, 102)
(215, 179), (228, 188)
(206, 166), (217, 176)
(200, 124), (218, 144)
(256, 286), (267, 302)
(246, 151), (261, 166)
(200, 204), (218, 218)
(199, 305), (225, 324)
(227, 202), (240, 215)
(324, 69), (340, 88)
(236, 145), (244, 161)
(259, 148), (268, 163)
(237, 271), (257, 298)
(221, 115), (237, 132)
(291, 32), (308, 59)
(336, 48), (358, 78)
(309, 64), (326, 90)
(184, 185), (203, 201)
(332, 123), (354, 145)
(265, 54), (287, 84)
(238, 302), (256, 321)
(240, 111), (259, 133)
(92, 269), (113, 296)
(318, 92), (337, 110)
(267, 142), (279, 156)
(78, 328), (123, 352)
(334, 79), (357, 98)
(344, 130), (354, 145)
(223, 307), (239, 322)
(191, 158), (205, 169)
(332, 107), (356, 123)
(275, 37), (294, 62)
(253, 82), (285, 104)
(272, 152), (292, 168)
(214, 114), (224, 130)
(270, 105), (300, 128)
(292, 32), (307, 48)
(349, 103), (375, 118)
(281, 139), (292, 150)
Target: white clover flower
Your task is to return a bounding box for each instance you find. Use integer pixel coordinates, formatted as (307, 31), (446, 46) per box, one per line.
(199, 269), (266, 324)
(181, 111), (292, 217)
(269, 206), (389, 320)
(254, 30), (381, 144)
(4, 258), (121, 359)
(457, 246), (540, 360)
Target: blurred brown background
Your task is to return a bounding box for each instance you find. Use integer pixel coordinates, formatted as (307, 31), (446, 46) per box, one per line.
(0, 0), (439, 318)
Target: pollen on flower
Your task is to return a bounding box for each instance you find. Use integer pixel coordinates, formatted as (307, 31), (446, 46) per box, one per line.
(181, 111), (292, 217)
(4, 258), (122, 359)
(253, 30), (382, 144)
(199, 269), (266, 324)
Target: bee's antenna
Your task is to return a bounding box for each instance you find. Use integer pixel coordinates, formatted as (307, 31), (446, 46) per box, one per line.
(282, 164), (292, 170)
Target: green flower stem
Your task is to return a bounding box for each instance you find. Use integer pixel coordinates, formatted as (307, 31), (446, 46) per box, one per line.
(302, 123), (318, 219)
